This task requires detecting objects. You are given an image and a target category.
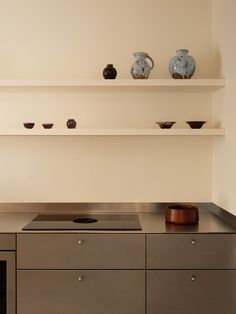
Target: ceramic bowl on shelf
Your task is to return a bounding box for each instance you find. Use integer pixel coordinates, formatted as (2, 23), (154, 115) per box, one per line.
(23, 122), (35, 129)
(156, 121), (176, 129)
(42, 123), (54, 129)
(186, 121), (206, 129)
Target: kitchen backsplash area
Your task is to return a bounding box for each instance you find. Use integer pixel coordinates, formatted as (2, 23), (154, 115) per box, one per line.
(0, 88), (214, 202)
(0, 0), (219, 203)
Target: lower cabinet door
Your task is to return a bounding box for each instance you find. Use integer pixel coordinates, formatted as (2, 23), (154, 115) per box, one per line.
(147, 270), (236, 314)
(18, 270), (145, 314)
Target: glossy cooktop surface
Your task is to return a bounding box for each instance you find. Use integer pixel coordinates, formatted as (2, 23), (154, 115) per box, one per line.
(22, 213), (142, 230)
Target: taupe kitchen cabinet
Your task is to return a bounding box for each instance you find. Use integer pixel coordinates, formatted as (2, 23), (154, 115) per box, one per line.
(146, 234), (236, 314)
(147, 270), (236, 314)
(17, 233), (145, 269)
(18, 270), (145, 314)
(147, 234), (236, 269)
(0, 234), (16, 314)
(17, 233), (145, 314)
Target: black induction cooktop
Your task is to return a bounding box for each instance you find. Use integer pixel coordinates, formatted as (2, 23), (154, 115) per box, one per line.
(22, 213), (142, 230)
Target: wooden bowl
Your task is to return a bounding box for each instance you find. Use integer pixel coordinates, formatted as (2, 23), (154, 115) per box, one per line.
(165, 204), (199, 224)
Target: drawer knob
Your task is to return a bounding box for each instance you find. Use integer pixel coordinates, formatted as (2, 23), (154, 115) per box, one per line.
(191, 239), (196, 245)
(191, 275), (196, 281)
(77, 275), (84, 281)
(77, 240), (84, 245)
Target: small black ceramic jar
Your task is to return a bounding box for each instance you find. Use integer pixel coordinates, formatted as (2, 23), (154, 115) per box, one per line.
(67, 119), (77, 129)
(103, 64), (117, 79)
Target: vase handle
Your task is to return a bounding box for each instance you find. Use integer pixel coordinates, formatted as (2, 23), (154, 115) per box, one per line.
(147, 55), (154, 70)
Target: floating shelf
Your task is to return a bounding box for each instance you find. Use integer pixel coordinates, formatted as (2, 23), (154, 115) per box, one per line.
(0, 129), (225, 136)
(0, 79), (225, 91)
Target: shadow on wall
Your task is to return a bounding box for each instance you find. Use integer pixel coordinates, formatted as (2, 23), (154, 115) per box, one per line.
(212, 47), (222, 78)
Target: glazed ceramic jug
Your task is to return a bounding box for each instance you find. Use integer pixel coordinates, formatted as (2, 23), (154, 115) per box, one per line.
(169, 49), (196, 79)
(131, 52), (154, 79)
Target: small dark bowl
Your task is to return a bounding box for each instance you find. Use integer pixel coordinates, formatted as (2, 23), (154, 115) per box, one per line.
(165, 204), (199, 225)
(156, 121), (176, 129)
(23, 123), (35, 129)
(42, 123), (53, 129)
(186, 121), (206, 129)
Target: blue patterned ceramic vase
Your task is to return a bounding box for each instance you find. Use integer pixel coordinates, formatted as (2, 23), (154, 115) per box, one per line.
(131, 52), (154, 79)
(169, 49), (196, 79)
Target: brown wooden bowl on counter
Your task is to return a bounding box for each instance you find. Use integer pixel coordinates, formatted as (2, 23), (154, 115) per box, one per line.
(165, 204), (199, 225)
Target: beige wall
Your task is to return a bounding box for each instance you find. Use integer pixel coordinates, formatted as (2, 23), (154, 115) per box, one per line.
(0, 0), (212, 79)
(212, 0), (236, 214)
(0, 0), (214, 202)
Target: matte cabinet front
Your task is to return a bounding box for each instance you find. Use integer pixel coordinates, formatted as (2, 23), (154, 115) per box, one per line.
(147, 270), (236, 314)
(17, 270), (145, 314)
(17, 234), (145, 269)
(0, 234), (15, 251)
(147, 234), (236, 269)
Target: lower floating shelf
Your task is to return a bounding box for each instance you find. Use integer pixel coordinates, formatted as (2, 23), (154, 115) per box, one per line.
(0, 129), (225, 136)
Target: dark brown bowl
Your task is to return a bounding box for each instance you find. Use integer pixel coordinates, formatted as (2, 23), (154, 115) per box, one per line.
(42, 123), (53, 129)
(186, 121), (206, 129)
(156, 121), (176, 129)
(23, 123), (35, 129)
(165, 204), (199, 225)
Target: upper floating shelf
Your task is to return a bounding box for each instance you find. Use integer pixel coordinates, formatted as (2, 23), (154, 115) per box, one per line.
(0, 128), (225, 136)
(0, 79), (225, 91)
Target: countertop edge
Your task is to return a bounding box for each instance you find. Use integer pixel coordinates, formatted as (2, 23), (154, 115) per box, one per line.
(0, 202), (235, 234)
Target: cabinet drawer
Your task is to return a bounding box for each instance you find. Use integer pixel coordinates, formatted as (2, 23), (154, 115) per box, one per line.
(17, 234), (145, 269)
(147, 234), (236, 269)
(18, 270), (145, 314)
(147, 270), (236, 314)
(0, 234), (15, 250)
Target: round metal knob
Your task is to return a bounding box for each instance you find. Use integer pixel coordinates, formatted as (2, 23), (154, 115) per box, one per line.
(191, 275), (196, 281)
(191, 239), (196, 245)
(77, 240), (84, 245)
(77, 275), (84, 281)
